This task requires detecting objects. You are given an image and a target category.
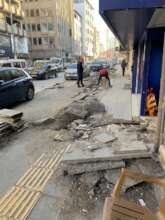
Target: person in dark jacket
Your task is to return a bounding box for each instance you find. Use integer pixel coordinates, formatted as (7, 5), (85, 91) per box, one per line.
(77, 56), (84, 87)
(121, 59), (127, 77)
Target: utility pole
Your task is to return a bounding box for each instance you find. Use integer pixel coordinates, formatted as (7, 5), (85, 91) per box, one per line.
(9, 0), (16, 58)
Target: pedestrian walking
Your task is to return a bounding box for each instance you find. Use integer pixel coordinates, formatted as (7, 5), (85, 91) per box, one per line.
(97, 68), (112, 88)
(77, 56), (84, 88)
(121, 59), (127, 77)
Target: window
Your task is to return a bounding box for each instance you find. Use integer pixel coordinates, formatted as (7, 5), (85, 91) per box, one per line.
(27, 24), (31, 32)
(0, 70), (12, 81)
(38, 37), (42, 45)
(33, 37), (37, 45)
(14, 69), (26, 77)
(1, 63), (12, 67)
(36, 9), (39, 16)
(41, 23), (47, 32)
(22, 24), (26, 30)
(37, 24), (41, 31)
(30, 9), (34, 17)
(13, 63), (21, 68)
(48, 22), (53, 31)
(32, 24), (36, 31)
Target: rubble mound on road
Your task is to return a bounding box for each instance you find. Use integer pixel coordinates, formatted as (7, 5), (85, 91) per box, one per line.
(53, 97), (106, 130)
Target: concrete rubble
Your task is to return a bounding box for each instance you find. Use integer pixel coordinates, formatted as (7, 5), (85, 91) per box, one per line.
(40, 86), (165, 211)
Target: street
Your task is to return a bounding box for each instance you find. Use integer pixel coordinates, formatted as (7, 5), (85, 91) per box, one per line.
(33, 72), (65, 94)
(14, 73), (78, 122)
(0, 70), (163, 220)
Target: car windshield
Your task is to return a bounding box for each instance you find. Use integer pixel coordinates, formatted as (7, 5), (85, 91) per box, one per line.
(68, 64), (77, 69)
(51, 59), (60, 64)
(94, 60), (107, 65)
(91, 63), (101, 66)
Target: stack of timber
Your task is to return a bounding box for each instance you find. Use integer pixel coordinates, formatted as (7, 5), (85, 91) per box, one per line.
(0, 109), (24, 140)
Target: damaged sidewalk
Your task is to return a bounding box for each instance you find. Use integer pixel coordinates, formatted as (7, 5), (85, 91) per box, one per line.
(46, 73), (165, 219)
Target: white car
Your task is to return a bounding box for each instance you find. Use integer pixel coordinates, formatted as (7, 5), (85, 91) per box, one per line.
(65, 63), (89, 80)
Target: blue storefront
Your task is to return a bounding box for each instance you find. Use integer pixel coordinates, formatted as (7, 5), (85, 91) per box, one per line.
(100, 0), (165, 115)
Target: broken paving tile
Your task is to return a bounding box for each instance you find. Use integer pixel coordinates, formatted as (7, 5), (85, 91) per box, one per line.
(63, 160), (125, 175)
(104, 168), (143, 192)
(63, 143), (152, 164)
(113, 140), (148, 155)
(94, 133), (116, 143)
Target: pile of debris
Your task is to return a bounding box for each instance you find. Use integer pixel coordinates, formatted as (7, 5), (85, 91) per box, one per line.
(0, 109), (24, 142)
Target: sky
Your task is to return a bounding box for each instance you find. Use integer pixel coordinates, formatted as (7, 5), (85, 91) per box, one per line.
(91, 0), (115, 49)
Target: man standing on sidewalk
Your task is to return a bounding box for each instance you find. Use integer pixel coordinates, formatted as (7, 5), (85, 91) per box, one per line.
(77, 56), (84, 88)
(121, 59), (127, 77)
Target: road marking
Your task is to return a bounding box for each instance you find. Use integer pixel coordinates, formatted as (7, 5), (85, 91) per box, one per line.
(0, 145), (71, 219)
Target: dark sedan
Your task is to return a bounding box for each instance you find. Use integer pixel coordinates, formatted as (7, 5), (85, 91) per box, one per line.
(0, 68), (35, 108)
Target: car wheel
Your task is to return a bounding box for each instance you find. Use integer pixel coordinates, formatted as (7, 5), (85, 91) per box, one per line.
(26, 87), (34, 101)
(44, 74), (49, 80)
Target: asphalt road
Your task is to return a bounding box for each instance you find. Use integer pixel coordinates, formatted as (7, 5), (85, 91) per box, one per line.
(34, 72), (65, 93)
(14, 72), (79, 122)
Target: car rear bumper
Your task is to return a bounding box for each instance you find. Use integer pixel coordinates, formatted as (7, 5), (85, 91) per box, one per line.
(65, 75), (77, 80)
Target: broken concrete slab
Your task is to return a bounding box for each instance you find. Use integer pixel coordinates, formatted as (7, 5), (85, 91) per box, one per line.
(63, 144), (152, 164)
(133, 158), (165, 177)
(104, 167), (143, 192)
(53, 97), (105, 130)
(113, 140), (148, 155)
(63, 160), (125, 175)
(79, 172), (101, 189)
(88, 113), (113, 127)
(94, 133), (116, 143)
(31, 117), (55, 126)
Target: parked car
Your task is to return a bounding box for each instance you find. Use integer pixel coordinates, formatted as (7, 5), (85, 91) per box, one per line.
(0, 59), (28, 69)
(89, 60), (110, 72)
(89, 62), (103, 72)
(0, 68), (35, 108)
(64, 63), (89, 80)
(50, 57), (77, 70)
(31, 61), (58, 79)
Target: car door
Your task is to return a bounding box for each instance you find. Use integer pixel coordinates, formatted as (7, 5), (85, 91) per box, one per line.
(0, 70), (17, 108)
(10, 69), (28, 100)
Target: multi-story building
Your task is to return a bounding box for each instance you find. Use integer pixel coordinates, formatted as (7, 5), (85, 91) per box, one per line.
(0, 0), (28, 59)
(93, 27), (100, 58)
(74, 0), (94, 58)
(73, 8), (82, 57)
(22, 0), (74, 60)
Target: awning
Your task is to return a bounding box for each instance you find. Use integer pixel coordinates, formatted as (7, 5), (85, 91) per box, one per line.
(99, 0), (165, 48)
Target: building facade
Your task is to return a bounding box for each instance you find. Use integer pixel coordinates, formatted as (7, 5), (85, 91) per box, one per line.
(22, 0), (74, 59)
(93, 27), (100, 58)
(99, 0), (165, 154)
(74, 0), (94, 58)
(0, 0), (28, 59)
(73, 9), (82, 57)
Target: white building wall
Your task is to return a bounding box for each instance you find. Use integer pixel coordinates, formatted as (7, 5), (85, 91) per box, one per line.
(74, 10), (82, 56)
(74, 0), (94, 57)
